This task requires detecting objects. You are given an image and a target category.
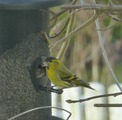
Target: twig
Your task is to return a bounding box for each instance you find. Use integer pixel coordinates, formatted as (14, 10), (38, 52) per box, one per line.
(94, 104), (122, 107)
(51, 11), (101, 50)
(47, 9), (81, 43)
(97, 23), (120, 31)
(106, 14), (122, 22)
(62, 4), (122, 12)
(50, 9), (67, 21)
(94, 9), (122, 92)
(104, 11), (122, 15)
(66, 92), (122, 103)
(50, 18), (70, 38)
(56, 9), (76, 59)
(49, 9), (80, 39)
(50, 0), (78, 21)
(8, 106), (71, 120)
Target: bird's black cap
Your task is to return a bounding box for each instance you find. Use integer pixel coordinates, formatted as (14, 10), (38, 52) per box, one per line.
(46, 57), (57, 62)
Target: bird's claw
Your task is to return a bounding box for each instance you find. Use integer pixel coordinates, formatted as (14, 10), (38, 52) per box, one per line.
(39, 85), (63, 94)
(51, 88), (63, 94)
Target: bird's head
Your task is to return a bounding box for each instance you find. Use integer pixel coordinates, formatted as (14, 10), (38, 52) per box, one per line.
(39, 57), (60, 69)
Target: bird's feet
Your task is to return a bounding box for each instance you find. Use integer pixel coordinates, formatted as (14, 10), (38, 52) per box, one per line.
(39, 85), (63, 94)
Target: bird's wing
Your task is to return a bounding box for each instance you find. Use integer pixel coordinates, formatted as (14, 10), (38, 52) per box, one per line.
(57, 64), (95, 90)
(57, 64), (75, 81)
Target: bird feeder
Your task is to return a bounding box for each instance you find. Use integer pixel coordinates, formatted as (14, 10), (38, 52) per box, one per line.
(0, 0), (69, 120)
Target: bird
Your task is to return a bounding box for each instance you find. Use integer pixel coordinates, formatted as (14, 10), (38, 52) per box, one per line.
(39, 57), (94, 90)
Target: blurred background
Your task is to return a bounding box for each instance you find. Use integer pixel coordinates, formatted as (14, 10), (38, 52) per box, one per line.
(48, 0), (122, 119)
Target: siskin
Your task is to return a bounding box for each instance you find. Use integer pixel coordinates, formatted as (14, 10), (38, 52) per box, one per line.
(40, 57), (94, 90)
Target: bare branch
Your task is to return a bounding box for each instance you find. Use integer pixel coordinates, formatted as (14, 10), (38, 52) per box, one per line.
(90, 0), (122, 91)
(62, 4), (122, 12)
(8, 106), (71, 120)
(49, 9), (79, 39)
(51, 11), (101, 50)
(56, 10), (76, 59)
(50, 0), (78, 21)
(66, 92), (122, 103)
(94, 104), (122, 107)
(106, 14), (122, 22)
(95, 13), (122, 92)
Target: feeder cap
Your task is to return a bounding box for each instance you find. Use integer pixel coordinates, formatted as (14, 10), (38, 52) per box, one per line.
(0, 0), (70, 10)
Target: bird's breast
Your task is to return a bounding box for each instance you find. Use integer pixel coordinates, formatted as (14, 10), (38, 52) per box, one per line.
(46, 68), (56, 80)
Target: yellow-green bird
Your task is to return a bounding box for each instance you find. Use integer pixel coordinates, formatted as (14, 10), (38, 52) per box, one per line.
(40, 57), (94, 90)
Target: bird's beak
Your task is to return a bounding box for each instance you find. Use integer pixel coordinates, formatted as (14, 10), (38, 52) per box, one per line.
(41, 61), (49, 67)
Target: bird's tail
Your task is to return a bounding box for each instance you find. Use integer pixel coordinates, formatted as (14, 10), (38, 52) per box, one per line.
(83, 84), (95, 90)
(73, 76), (95, 90)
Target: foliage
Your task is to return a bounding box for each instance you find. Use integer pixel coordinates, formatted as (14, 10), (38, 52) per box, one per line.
(48, 0), (122, 87)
